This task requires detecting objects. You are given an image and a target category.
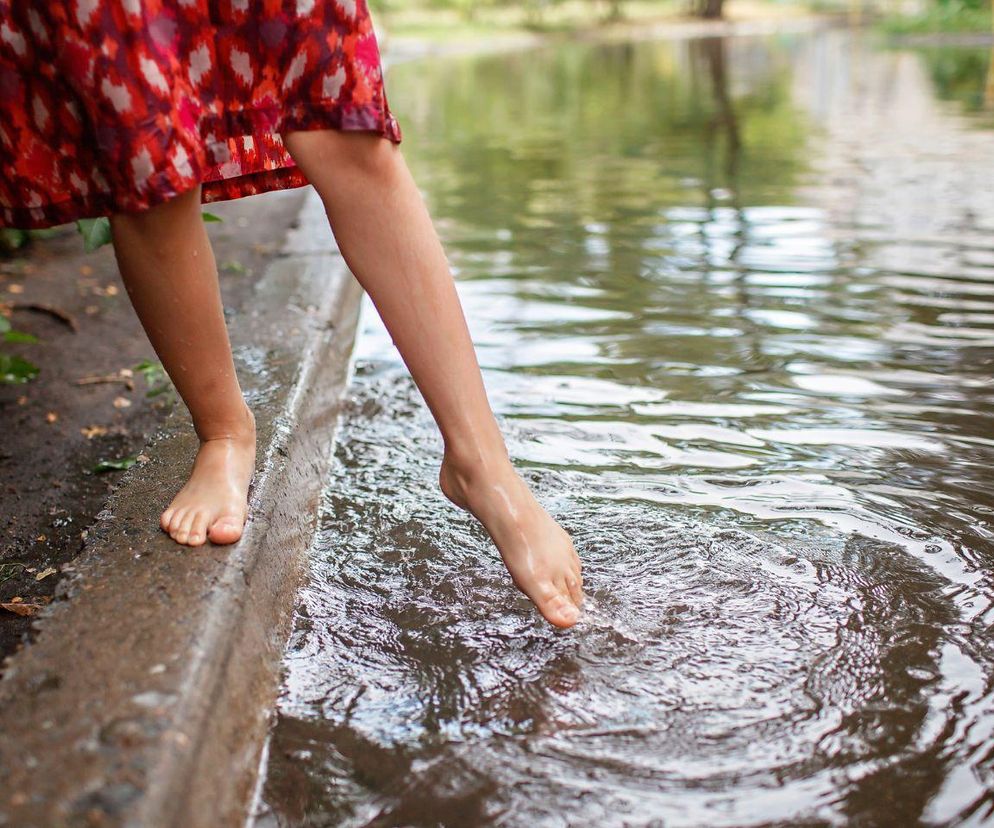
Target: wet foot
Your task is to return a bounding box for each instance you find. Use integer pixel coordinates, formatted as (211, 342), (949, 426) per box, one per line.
(439, 451), (583, 628)
(160, 404), (257, 547)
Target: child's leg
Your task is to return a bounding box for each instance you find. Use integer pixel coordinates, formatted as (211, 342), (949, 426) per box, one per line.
(109, 186), (256, 547)
(282, 130), (584, 628)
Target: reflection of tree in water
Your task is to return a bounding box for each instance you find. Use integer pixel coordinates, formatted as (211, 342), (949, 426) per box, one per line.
(693, 37), (769, 370)
(385, 37), (811, 383)
(695, 36), (742, 241)
(987, 43), (994, 109)
(697, 37), (742, 193)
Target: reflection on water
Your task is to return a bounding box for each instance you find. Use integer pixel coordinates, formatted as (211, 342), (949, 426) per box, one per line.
(256, 29), (994, 826)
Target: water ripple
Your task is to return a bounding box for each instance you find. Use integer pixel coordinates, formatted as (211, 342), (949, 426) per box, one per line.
(258, 29), (994, 828)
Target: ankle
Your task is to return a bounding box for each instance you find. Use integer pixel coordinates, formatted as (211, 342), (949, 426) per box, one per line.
(440, 443), (517, 507)
(442, 439), (511, 479)
(194, 401), (256, 444)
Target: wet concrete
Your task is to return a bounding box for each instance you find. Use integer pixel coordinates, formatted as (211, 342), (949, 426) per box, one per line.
(0, 191), (363, 828)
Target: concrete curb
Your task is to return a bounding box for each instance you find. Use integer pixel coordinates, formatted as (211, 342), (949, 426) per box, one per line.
(0, 190), (362, 828)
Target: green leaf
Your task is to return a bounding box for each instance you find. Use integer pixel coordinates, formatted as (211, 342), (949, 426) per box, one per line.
(77, 217), (112, 252)
(27, 227), (65, 240)
(221, 260), (247, 274)
(0, 228), (29, 251)
(134, 359), (166, 384)
(4, 331), (38, 344)
(201, 212), (223, 223)
(134, 359), (174, 399)
(0, 317), (10, 334)
(0, 353), (40, 383)
(92, 455), (138, 473)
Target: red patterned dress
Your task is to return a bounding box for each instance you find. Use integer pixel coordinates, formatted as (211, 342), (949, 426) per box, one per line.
(0, 0), (403, 229)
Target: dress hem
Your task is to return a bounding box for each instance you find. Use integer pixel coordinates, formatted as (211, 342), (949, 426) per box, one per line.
(0, 101), (403, 230)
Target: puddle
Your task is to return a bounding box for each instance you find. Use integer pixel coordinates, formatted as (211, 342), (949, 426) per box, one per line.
(256, 29), (994, 826)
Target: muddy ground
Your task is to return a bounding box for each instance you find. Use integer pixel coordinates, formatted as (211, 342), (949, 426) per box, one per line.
(0, 187), (308, 669)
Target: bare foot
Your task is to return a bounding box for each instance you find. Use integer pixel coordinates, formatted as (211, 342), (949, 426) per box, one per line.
(160, 404), (257, 547)
(439, 452), (583, 628)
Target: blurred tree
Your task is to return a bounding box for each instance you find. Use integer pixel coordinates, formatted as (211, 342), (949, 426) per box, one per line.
(987, 45), (993, 108)
(691, 0), (724, 18)
(988, 2), (994, 108)
(604, 0), (626, 21)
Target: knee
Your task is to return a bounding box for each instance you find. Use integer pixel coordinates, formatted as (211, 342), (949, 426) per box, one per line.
(284, 129), (401, 183)
(109, 185), (202, 236)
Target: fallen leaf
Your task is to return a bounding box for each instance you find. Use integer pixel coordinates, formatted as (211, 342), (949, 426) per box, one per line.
(81, 424), (109, 438)
(77, 218), (112, 252)
(35, 534), (46, 542)
(93, 455), (138, 472)
(105, 284), (118, 296)
(7, 284), (24, 294)
(79, 265), (94, 276)
(113, 396), (131, 409)
(1, 602), (41, 616)
(45, 411), (58, 423)
(8, 301), (77, 331)
(35, 567), (57, 581)
(16, 395), (27, 405)
(75, 372), (131, 387)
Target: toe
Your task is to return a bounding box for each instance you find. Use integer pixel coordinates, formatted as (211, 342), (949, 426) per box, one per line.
(167, 507), (188, 539)
(161, 507), (175, 532)
(175, 509), (199, 545)
(566, 573), (584, 608)
(186, 511), (210, 546)
(208, 512), (244, 545)
(537, 589), (580, 629)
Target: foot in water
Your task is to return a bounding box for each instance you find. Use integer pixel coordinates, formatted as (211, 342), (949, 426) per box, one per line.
(160, 404), (257, 547)
(439, 452), (584, 628)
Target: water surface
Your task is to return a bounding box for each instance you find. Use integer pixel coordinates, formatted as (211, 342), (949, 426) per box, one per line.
(256, 29), (994, 826)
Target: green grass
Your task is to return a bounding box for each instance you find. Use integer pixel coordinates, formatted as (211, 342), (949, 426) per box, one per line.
(880, 3), (992, 34)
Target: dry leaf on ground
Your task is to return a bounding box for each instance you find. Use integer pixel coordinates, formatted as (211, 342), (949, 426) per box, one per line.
(1, 602), (42, 617)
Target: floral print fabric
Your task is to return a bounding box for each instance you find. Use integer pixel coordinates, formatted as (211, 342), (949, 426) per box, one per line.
(0, 0), (403, 229)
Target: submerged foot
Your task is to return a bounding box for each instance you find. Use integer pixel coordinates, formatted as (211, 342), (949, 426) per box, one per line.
(439, 451), (583, 628)
(160, 404), (257, 547)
